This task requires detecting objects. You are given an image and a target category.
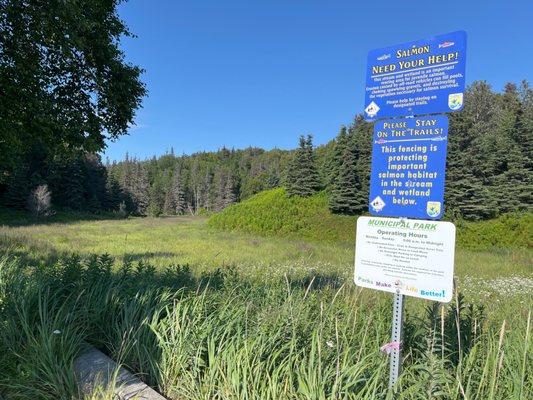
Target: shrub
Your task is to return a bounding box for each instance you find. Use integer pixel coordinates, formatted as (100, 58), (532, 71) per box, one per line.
(209, 188), (356, 242)
(455, 213), (533, 250)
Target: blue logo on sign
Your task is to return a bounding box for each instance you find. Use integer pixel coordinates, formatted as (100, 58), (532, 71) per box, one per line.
(448, 93), (463, 110)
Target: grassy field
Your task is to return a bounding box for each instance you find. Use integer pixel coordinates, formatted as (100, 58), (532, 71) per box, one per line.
(0, 215), (353, 279)
(1, 213), (531, 281)
(0, 210), (532, 399)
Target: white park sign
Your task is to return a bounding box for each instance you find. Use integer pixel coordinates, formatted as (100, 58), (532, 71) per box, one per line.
(354, 216), (456, 302)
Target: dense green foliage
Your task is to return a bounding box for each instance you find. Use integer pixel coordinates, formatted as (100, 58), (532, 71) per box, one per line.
(445, 82), (533, 219)
(455, 213), (533, 250)
(286, 135), (322, 197)
(328, 120), (372, 214)
(210, 188), (533, 249)
(324, 82), (533, 219)
(106, 148), (290, 216)
(0, 0), (146, 164)
(0, 255), (530, 399)
(0, 0), (145, 209)
(109, 80), (533, 220)
(1, 153), (114, 213)
(209, 188), (356, 242)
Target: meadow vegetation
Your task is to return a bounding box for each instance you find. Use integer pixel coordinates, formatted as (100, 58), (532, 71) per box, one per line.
(1, 2), (530, 399)
(209, 189), (356, 243)
(0, 253), (530, 399)
(0, 207), (531, 399)
(1, 206), (531, 280)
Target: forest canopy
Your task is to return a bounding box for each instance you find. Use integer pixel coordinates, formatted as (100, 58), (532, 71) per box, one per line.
(2, 80), (526, 221)
(0, 0), (146, 188)
(103, 80), (533, 220)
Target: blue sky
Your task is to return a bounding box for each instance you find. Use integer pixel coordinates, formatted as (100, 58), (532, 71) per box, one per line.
(103, 0), (533, 161)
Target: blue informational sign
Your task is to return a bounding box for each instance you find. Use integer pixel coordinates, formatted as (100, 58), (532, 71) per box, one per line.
(368, 115), (449, 219)
(364, 31), (467, 121)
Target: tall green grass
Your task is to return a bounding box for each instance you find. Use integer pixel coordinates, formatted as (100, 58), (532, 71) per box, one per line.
(1, 255), (530, 399)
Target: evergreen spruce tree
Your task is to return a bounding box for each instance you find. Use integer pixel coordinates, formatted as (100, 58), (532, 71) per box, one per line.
(62, 158), (85, 210)
(211, 168), (237, 211)
(83, 154), (107, 212)
(517, 81), (533, 211)
(445, 82), (502, 219)
(133, 163), (150, 215)
(148, 175), (164, 217)
(351, 118), (372, 213)
(121, 152), (133, 193)
(223, 172), (237, 208)
(329, 146), (359, 214)
(190, 160), (201, 213)
(493, 145), (532, 213)
(266, 163), (281, 188)
(517, 81), (533, 163)
(105, 174), (122, 212)
(2, 164), (31, 209)
(171, 166), (187, 214)
(86, 194), (101, 213)
(214, 168), (227, 211)
(489, 84), (532, 213)
(325, 126), (348, 190)
(328, 118), (372, 215)
(163, 190), (175, 215)
(445, 173), (497, 220)
(201, 169), (213, 211)
(286, 135), (321, 197)
(159, 170), (172, 215)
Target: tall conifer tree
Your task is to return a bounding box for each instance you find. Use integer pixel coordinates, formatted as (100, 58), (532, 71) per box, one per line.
(329, 146), (359, 214)
(325, 126), (348, 190)
(328, 118), (371, 214)
(286, 135), (321, 197)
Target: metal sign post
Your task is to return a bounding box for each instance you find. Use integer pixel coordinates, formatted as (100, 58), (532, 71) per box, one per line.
(389, 293), (404, 388)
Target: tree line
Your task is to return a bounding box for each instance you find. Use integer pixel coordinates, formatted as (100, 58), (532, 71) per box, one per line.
(105, 147), (288, 216)
(1, 81), (531, 219)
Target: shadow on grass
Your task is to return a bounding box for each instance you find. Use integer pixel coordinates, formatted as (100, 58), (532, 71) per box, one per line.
(0, 206), (124, 227)
(290, 273), (345, 291)
(122, 252), (178, 263)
